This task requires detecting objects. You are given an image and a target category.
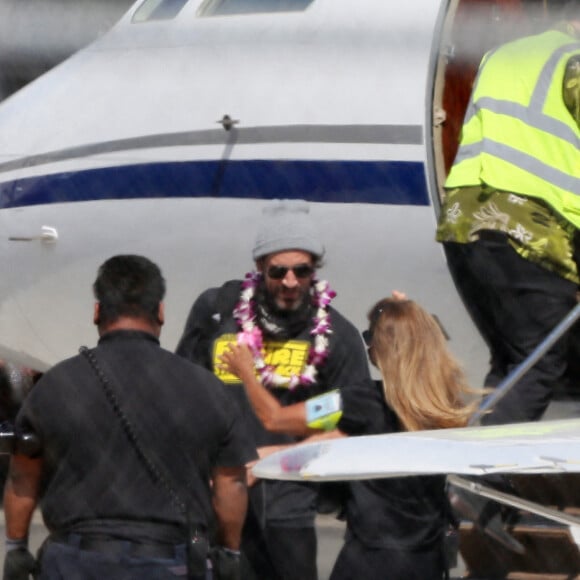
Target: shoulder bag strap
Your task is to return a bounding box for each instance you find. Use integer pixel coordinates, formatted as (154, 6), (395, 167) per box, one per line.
(79, 346), (208, 577)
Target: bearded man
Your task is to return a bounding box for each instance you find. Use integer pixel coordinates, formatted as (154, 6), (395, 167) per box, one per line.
(176, 200), (371, 580)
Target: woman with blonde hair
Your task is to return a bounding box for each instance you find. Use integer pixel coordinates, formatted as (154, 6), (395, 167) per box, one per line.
(366, 297), (477, 432)
(220, 296), (479, 579)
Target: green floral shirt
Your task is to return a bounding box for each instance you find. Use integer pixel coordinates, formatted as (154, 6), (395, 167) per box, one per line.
(436, 186), (579, 284)
(436, 25), (580, 285)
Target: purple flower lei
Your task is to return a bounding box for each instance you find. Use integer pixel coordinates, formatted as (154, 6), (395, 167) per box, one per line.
(233, 271), (336, 389)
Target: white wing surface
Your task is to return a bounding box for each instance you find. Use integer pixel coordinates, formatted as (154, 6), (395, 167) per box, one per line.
(253, 419), (580, 481)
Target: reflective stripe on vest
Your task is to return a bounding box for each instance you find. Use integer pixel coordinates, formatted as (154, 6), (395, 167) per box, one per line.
(446, 30), (580, 225)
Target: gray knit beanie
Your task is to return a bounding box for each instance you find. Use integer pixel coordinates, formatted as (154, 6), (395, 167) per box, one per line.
(252, 200), (325, 261)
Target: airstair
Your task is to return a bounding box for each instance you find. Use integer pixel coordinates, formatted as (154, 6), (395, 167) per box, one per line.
(454, 303), (580, 579)
(459, 473), (580, 579)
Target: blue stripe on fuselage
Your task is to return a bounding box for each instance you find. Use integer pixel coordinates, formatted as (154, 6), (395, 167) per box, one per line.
(0, 159), (429, 208)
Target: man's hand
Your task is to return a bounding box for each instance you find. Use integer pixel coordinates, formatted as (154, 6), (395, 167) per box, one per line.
(3, 547), (36, 580)
(217, 343), (255, 383)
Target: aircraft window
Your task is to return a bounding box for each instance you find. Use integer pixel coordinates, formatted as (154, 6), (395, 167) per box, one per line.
(132, 0), (188, 22)
(197, 0), (314, 17)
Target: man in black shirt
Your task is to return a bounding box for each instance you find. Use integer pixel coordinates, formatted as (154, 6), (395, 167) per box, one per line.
(3, 255), (255, 580)
(176, 200), (371, 580)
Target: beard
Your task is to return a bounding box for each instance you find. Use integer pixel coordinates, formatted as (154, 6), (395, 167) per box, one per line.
(271, 284), (310, 311)
(255, 281), (314, 339)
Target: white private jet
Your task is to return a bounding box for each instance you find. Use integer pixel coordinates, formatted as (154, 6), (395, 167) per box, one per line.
(0, 0), (578, 428)
(1, 0), (555, 379)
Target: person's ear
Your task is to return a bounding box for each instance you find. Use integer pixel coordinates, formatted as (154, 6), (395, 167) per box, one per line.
(93, 303), (100, 326)
(157, 303), (165, 326)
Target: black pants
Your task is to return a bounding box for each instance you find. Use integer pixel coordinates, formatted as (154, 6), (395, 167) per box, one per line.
(329, 535), (445, 580)
(241, 502), (318, 580)
(37, 535), (205, 579)
(444, 238), (578, 425)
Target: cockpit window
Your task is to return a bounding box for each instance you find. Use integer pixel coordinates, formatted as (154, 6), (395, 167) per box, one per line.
(197, 0), (314, 17)
(132, 0), (188, 22)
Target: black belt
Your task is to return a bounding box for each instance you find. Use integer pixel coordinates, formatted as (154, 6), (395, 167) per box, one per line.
(51, 534), (183, 559)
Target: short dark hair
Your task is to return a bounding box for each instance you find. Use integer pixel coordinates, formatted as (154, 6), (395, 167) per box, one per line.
(93, 255), (166, 326)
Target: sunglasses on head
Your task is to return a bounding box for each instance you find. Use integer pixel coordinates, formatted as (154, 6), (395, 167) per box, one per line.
(266, 264), (315, 280)
(362, 306), (384, 346)
(362, 329), (372, 347)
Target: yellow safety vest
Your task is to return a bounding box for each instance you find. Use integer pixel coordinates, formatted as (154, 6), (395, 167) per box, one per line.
(445, 30), (580, 227)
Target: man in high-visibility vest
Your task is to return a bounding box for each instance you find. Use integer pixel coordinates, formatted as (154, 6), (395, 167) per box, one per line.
(437, 2), (580, 427)
(437, 1), (580, 555)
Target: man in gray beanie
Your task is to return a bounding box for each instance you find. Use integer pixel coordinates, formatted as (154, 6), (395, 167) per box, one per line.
(176, 200), (371, 580)
(252, 200), (325, 262)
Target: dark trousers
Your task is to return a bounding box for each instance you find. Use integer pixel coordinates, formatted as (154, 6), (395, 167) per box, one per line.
(241, 501), (318, 580)
(329, 535), (445, 580)
(37, 535), (206, 580)
(444, 238), (578, 425)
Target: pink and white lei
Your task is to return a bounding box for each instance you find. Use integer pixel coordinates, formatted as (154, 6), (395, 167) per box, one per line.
(233, 271), (335, 389)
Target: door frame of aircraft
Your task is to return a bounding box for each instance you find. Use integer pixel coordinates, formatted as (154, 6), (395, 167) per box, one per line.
(431, 0), (564, 216)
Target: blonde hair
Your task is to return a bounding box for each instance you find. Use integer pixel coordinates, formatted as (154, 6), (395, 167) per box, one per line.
(367, 298), (480, 431)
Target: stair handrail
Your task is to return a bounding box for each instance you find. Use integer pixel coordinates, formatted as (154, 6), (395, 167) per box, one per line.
(469, 301), (580, 426)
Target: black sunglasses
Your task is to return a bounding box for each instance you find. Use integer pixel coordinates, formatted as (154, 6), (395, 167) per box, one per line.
(362, 306), (384, 346)
(362, 310), (450, 346)
(362, 329), (372, 347)
(266, 264), (315, 280)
